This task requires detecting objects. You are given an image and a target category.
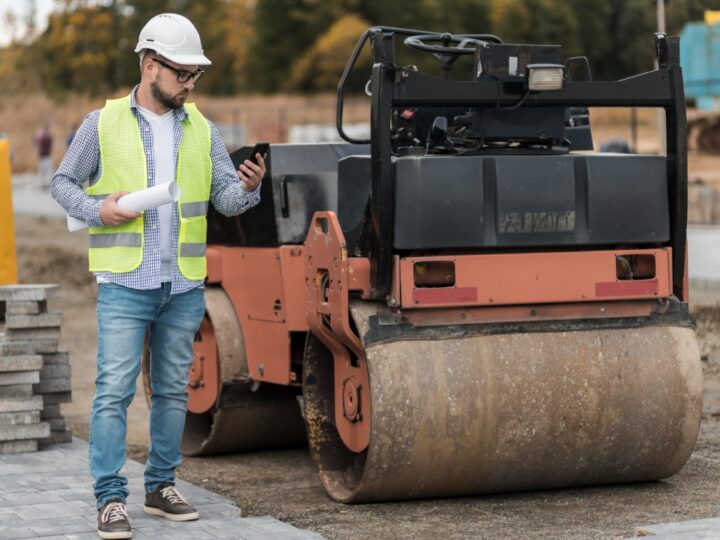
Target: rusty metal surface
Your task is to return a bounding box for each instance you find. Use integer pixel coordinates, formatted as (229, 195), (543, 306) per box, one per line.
(398, 299), (658, 327)
(213, 245), (304, 385)
(187, 317), (219, 413)
(188, 286), (246, 413)
(182, 397), (306, 456)
(305, 300), (703, 502)
(364, 297), (694, 347)
(305, 211), (371, 453)
(206, 286), (248, 381)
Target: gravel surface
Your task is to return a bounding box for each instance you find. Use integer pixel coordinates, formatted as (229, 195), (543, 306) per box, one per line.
(11, 214), (720, 540)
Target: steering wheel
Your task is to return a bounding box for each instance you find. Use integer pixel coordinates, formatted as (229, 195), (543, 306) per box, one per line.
(404, 33), (490, 55)
(404, 33), (497, 75)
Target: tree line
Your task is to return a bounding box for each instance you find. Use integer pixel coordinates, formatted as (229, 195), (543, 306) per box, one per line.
(0, 0), (717, 98)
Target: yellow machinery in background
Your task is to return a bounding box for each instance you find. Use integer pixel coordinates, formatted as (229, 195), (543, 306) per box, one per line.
(705, 10), (720, 24)
(0, 137), (18, 285)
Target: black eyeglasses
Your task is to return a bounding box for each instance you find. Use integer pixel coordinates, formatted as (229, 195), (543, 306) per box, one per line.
(152, 58), (204, 83)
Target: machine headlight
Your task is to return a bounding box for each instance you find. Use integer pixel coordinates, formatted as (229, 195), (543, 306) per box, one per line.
(526, 64), (565, 91)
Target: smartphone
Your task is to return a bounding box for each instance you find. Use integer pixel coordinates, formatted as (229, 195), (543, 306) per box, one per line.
(249, 142), (269, 165)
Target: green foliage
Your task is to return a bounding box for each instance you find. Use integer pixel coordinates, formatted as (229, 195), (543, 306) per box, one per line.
(287, 14), (372, 92)
(36, 5), (120, 96)
(247, 0), (343, 92)
(0, 0), (715, 96)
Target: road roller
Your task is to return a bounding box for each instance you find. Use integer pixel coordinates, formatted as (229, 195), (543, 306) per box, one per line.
(143, 27), (702, 502)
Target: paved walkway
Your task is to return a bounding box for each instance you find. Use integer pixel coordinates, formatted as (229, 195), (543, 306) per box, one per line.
(0, 438), (324, 540)
(11, 177), (66, 219)
(634, 517), (720, 538)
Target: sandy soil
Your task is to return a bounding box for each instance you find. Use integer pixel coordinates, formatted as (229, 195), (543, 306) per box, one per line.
(9, 210), (720, 540)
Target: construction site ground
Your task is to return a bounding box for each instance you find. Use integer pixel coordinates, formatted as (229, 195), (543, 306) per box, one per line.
(9, 143), (720, 539)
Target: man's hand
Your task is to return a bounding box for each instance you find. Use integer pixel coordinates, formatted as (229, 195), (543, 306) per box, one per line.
(237, 153), (266, 192)
(100, 191), (143, 226)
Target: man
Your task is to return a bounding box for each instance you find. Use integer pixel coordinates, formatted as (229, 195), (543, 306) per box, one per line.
(34, 124), (53, 187)
(51, 13), (266, 540)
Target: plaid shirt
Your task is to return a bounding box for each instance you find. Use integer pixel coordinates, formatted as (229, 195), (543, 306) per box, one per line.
(51, 87), (260, 295)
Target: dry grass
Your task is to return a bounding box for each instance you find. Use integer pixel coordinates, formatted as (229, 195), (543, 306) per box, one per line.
(0, 91), (370, 173)
(0, 92), (675, 174)
(1, 93), (106, 174)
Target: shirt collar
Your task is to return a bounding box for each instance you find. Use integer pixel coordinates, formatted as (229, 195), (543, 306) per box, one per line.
(129, 85), (189, 123)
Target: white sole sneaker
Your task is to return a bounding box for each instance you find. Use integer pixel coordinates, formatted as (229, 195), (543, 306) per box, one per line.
(97, 529), (133, 539)
(143, 505), (200, 521)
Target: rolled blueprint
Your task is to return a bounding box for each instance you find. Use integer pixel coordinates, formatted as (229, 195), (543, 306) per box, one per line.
(67, 181), (181, 232)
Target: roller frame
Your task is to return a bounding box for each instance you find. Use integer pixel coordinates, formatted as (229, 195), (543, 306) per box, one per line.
(305, 212), (372, 453)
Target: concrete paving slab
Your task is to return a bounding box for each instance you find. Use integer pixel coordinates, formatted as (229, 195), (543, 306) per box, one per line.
(6, 312), (63, 329)
(5, 327), (62, 342)
(0, 384), (34, 398)
(0, 396), (43, 412)
(6, 301), (47, 315)
(41, 392), (71, 404)
(0, 437), (324, 539)
(0, 421), (49, 441)
(635, 531), (720, 539)
(34, 378), (71, 394)
(40, 365), (71, 379)
(0, 338), (60, 356)
(0, 356), (43, 372)
(634, 517), (720, 537)
(0, 440), (37, 454)
(40, 353), (69, 366)
(0, 410), (40, 426)
(0, 370), (40, 385)
(0, 285), (59, 302)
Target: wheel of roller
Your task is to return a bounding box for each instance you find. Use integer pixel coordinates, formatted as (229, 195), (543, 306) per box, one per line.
(303, 300), (703, 502)
(141, 286), (306, 456)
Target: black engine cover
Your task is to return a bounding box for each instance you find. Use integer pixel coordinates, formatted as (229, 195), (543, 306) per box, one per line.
(338, 153), (669, 251)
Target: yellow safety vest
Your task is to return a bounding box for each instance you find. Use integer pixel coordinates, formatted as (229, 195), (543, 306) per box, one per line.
(87, 95), (211, 280)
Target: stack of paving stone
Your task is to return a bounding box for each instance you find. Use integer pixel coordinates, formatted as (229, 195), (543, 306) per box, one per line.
(0, 284), (72, 452)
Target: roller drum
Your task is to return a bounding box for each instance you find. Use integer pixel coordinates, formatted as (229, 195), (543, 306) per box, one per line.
(182, 399), (305, 456)
(305, 318), (703, 502)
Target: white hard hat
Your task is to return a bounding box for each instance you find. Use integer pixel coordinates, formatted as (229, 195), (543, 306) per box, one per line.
(135, 13), (211, 66)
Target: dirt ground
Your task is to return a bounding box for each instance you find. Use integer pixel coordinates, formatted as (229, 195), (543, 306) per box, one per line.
(10, 135), (720, 539)
(7, 210), (720, 540)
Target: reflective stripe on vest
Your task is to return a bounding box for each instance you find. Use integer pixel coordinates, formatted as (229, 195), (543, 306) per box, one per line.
(181, 201), (208, 217)
(89, 233), (143, 248)
(88, 96), (212, 280)
(180, 243), (207, 257)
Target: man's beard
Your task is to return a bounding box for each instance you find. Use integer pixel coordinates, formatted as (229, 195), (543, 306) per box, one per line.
(150, 79), (188, 109)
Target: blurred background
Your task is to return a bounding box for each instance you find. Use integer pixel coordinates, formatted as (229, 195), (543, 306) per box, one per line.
(0, 0), (718, 174)
(5, 6), (720, 537)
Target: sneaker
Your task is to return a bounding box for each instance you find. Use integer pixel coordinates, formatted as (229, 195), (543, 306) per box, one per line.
(97, 499), (132, 539)
(144, 484), (199, 521)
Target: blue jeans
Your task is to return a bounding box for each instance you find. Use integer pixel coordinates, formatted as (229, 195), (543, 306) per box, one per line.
(89, 282), (205, 509)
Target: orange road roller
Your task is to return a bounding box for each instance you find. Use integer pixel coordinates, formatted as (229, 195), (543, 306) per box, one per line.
(143, 27), (702, 502)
